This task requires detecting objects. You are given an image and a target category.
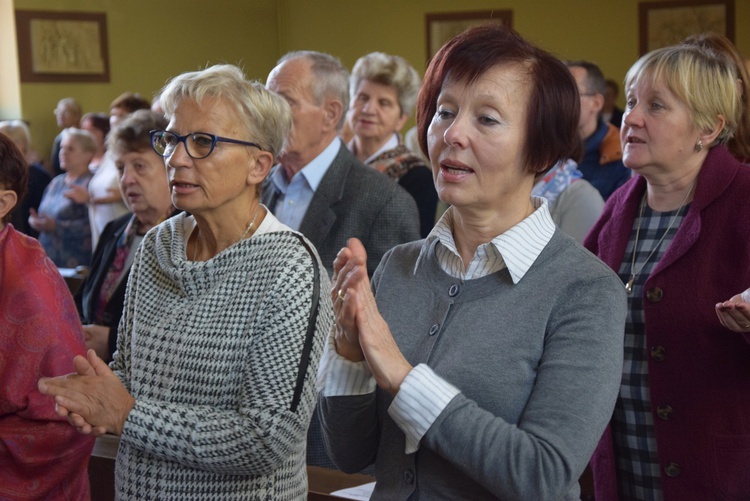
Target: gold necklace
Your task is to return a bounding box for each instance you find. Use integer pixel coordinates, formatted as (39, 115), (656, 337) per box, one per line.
(625, 181), (696, 294)
(192, 203), (262, 261)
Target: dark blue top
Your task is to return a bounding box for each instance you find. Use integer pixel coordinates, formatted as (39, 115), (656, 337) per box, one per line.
(579, 121), (630, 200)
(11, 162), (51, 238)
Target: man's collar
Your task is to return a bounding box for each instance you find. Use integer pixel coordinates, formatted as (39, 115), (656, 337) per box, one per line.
(272, 137), (342, 193)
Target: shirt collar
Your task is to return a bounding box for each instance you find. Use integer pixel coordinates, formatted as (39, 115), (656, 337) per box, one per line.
(271, 137), (341, 194)
(416, 196), (556, 283)
(351, 133), (400, 164)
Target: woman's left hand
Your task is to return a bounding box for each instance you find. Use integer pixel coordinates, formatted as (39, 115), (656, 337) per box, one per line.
(715, 288), (750, 333)
(82, 324), (111, 361)
(64, 184), (90, 204)
(38, 349), (135, 436)
(336, 238), (413, 395)
(91, 187), (124, 205)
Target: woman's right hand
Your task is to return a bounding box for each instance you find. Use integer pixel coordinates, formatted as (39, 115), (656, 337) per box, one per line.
(331, 240), (366, 362)
(334, 239), (413, 395)
(28, 208), (55, 232)
(716, 288), (750, 333)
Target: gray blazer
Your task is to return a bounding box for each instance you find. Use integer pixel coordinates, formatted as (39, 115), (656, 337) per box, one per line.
(263, 144), (420, 276)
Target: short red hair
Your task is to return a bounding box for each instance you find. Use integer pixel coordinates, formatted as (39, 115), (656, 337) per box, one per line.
(416, 24), (580, 174)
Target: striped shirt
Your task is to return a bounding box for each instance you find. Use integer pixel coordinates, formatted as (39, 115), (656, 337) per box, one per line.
(319, 197), (556, 453)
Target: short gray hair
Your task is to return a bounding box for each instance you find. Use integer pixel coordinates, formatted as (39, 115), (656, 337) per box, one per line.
(108, 110), (168, 155)
(60, 127), (97, 154)
(566, 60), (606, 96)
(159, 64), (292, 158)
(58, 98), (82, 118)
(350, 52), (422, 116)
(0, 120), (32, 154)
(277, 51), (350, 129)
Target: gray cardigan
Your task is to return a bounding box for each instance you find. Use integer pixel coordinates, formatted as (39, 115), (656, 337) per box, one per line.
(320, 230), (626, 500)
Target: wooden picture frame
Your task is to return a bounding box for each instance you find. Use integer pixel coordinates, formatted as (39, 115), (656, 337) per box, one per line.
(426, 10), (513, 61)
(15, 10), (110, 83)
(639, 0), (734, 55)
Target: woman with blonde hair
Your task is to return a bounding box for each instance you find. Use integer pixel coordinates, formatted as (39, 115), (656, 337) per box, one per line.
(585, 43), (750, 499)
(39, 64), (332, 500)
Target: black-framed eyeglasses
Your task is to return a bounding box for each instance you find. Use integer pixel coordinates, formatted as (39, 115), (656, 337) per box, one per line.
(150, 130), (263, 160)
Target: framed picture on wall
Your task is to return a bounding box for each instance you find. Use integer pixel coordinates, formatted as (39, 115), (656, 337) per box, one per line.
(425, 10), (513, 61)
(639, 0), (734, 55)
(15, 10), (110, 83)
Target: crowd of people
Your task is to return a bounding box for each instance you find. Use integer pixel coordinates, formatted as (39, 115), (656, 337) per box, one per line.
(1, 23), (749, 501)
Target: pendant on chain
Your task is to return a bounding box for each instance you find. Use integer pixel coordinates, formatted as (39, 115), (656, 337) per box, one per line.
(625, 276), (635, 295)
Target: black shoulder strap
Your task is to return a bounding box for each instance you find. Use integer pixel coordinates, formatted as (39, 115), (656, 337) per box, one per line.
(289, 233), (320, 413)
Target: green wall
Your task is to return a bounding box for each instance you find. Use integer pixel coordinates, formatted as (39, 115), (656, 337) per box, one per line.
(13, 0), (750, 165)
(14, 0), (279, 163)
(279, 0), (749, 95)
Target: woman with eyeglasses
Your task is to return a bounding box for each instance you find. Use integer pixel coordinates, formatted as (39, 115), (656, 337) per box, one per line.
(38, 64), (333, 500)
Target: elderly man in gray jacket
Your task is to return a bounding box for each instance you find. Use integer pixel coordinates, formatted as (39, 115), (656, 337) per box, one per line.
(265, 50), (420, 469)
(264, 51), (420, 278)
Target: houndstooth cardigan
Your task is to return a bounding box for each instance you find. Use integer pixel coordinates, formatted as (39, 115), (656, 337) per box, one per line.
(110, 212), (332, 500)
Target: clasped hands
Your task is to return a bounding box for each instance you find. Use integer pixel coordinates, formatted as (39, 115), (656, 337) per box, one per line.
(332, 238), (412, 396)
(37, 349), (135, 437)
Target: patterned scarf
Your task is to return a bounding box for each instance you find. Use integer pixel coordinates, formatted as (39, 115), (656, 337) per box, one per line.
(532, 159), (583, 205)
(369, 144), (427, 182)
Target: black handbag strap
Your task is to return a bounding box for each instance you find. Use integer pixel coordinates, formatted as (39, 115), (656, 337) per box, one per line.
(289, 233), (320, 413)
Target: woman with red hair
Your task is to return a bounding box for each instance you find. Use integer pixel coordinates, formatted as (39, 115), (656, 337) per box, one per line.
(319, 25), (626, 500)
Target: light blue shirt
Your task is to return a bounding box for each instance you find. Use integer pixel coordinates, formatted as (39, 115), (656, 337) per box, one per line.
(269, 137), (341, 231)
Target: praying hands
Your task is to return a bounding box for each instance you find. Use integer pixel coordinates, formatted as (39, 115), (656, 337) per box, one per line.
(38, 349), (135, 436)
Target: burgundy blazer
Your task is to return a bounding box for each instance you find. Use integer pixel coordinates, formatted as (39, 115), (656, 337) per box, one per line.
(584, 146), (750, 500)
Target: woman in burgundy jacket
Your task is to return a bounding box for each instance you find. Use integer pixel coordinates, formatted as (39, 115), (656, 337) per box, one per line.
(584, 43), (750, 499)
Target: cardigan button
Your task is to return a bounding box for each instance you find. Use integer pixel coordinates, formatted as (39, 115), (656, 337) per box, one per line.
(448, 284), (460, 297)
(403, 469), (415, 484)
(656, 405), (673, 420)
(429, 324), (439, 336)
(650, 346), (666, 361)
(664, 462), (681, 477)
(646, 287), (663, 302)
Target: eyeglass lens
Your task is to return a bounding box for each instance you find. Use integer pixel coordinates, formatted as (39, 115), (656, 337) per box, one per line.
(153, 131), (215, 159)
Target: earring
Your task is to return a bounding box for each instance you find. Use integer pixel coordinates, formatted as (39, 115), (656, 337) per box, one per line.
(694, 140), (703, 153)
